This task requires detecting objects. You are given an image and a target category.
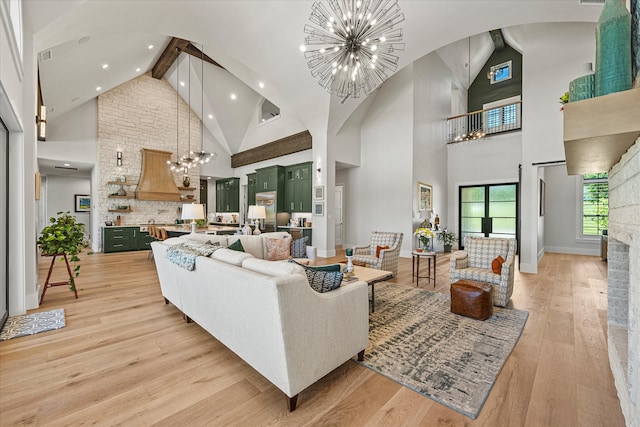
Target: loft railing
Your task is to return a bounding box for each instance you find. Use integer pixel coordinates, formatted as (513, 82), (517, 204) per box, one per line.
(447, 100), (522, 143)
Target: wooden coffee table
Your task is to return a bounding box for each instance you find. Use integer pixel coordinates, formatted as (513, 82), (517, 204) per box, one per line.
(341, 264), (393, 312)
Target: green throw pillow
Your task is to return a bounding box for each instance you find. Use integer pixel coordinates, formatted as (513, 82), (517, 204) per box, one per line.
(228, 239), (245, 252)
(289, 259), (341, 272)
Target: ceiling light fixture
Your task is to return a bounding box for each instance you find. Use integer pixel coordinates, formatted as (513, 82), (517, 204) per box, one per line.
(168, 48), (184, 171)
(259, 82), (265, 88)
(148, 44), (154, 50)
(230, 93), (237, 100)
(179, 52), (198, 171)
(136, 67), (141, 72)
(102, 64), (109, 69)
(96, 86), (102, 91)
(301, 0), (405, 103)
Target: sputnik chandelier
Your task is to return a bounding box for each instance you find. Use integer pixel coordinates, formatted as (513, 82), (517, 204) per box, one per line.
(301, 0), (405, 102)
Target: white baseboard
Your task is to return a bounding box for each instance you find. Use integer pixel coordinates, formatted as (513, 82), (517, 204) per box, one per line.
(545, 246), (600, 256)
(26, 284), (40, 310)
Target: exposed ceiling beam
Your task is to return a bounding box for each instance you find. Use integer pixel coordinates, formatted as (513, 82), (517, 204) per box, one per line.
(489, 29), (505, 51)
(152, 37), (224, 79)
(231, 131), (312, 168)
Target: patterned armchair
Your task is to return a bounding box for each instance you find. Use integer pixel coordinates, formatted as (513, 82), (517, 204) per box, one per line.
(352, 231), (403, 276)
(449, 236), (516, 307)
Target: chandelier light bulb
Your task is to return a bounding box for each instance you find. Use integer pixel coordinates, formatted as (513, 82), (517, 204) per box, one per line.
(380, 36), (386, 42)
(357, 1), (362, 8)
(299, 45), (306, 52)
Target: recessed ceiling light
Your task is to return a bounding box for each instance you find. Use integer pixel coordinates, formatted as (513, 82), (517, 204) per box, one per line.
(299, 45), (306, 52)
(148, 44), (154, 50)
(102, 64), (109, 69)
(96, 86), (102, 91)
(136, 67), (141, 72)
(63, 163), (70, 167)
(258, 82), (265, 88)
(207, 177), (212, 180)
(180, 81), (185, 87)
(230, 93), (237, 100)
(208, 114), (213, 119)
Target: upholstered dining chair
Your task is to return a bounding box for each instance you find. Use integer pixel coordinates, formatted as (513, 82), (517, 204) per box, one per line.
(449, 236), (516, 307)
(352, 231), (403, 276)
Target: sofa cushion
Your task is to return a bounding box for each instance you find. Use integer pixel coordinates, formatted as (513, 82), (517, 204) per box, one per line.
(290, 236), (309, 258)
(242, 258), (306, 277)
(305, 270), (343, 293)
(265, 237), (291, 261)
(228, 239), (245, 252)
(210, 248), (254, 266)
(228, 235), (265, 259)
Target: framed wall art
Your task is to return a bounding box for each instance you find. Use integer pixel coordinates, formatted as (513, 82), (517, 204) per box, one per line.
(75, 194), (91, 212)
(313, 201), (324, 216)
(418, 182), (432, 212)
(314, 186), (324, 200)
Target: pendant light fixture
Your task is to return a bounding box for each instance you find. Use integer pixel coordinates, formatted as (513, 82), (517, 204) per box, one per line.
(193, 43), (216, 165)
(179, 53), (196, 171)
(168, 47), (183, 171)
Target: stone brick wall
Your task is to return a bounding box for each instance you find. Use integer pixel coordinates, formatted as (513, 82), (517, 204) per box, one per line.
(97, 73), (201, 249)
(607, 136), (639, 427)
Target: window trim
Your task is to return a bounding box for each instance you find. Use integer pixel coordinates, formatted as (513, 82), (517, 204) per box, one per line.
(489, 60), (512, 84)
(577, 174), (608, 240)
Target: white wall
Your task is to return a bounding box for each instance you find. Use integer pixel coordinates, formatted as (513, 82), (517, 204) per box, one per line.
(520, 21), (596, 273)
(44, 175), (92, 242)
(342, 66), (414, 254)
(238, 99), (306, 152)
(543, 164), (599, 256)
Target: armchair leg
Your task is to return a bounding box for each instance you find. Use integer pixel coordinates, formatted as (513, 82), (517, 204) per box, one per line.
(357, 350), (365, 361)
(287, 394), (298, 411)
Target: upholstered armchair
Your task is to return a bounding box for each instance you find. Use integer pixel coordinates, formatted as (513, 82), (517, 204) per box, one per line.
(449, 236), (516, 307)
(352, 231), (403, 276)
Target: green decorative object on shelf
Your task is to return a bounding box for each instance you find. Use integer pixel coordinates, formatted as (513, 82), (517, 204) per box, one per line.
(595, 0), (632, 96)
(569, 63), (595, 102)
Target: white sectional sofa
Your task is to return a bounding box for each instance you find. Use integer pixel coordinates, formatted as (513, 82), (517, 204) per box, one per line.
(151, 232), (369, 411)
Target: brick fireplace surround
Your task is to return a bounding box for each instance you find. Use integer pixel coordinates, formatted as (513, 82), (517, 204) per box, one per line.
(607, 137), (639, 426)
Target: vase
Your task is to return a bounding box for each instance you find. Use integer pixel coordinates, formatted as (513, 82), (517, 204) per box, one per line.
(346, 255), (354, 273)
(633, 0), (639, 86)
(595, 0), (632, 96)
(569, 63), (595, 102)
(182, 175), (191, 188)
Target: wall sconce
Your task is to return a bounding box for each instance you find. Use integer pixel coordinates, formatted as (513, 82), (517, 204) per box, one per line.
(116, 151), (123, 166)
(35, 105), (47, 141)
(316, 167), (321, 177)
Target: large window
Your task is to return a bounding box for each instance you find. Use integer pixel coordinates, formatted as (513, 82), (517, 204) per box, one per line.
(582, 173), (608, 236)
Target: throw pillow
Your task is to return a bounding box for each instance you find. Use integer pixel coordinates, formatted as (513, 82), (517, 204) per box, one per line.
(265, 238), (291, 260)
(228, 239), (245, 252)
(491, 255), (505, 274)
(305, 269), (343, 293)
(376, 245), (390, 258)
(290, 236), (309, 258)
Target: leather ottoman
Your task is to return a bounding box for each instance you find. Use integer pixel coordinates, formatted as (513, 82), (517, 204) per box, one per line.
(450, 280), (494, 320)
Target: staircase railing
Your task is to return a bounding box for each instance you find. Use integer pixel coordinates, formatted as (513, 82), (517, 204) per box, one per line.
(447, 100), (522, 143)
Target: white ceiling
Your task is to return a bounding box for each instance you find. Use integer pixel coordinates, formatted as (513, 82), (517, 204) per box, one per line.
(25, 1), (601, 176)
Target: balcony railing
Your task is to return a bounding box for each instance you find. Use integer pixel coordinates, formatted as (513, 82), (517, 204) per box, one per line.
(447, 100), (522, 143)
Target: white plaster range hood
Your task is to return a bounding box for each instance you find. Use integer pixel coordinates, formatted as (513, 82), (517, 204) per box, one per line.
(135, 148), (181, 201)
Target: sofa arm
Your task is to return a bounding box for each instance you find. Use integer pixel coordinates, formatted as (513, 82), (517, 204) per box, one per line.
(450, 251), (468, 270)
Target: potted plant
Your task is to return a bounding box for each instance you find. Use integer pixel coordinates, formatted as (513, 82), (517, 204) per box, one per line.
(437, 229), (458, 253)
(37, 211), (89, 292)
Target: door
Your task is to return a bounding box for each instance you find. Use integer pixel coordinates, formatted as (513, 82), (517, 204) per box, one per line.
(459, 183), (518, 249)
(199, 179), (208, 214)
(335, 185), (343, 246)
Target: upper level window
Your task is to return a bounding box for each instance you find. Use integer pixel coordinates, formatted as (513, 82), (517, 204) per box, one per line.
(259, 99), (280, 124)
(582, 173), (608, 237)
(488, 60), (512, 84)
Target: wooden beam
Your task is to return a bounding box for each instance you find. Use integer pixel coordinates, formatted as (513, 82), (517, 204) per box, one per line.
(184, 43), (225, 70)
(231, 131), (312, 168)
(152, 37), (190, 79)
(152, 38), (225, 79)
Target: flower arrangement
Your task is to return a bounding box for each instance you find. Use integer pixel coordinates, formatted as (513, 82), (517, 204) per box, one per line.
(559, 91), (569, 111)
(414, 227), (434, 250)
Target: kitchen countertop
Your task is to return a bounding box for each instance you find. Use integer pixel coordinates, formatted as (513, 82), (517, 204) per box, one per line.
(277, 225), (313, 229)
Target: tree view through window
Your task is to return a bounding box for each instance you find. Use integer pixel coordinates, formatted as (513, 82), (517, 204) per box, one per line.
(582, 173), (608, 236)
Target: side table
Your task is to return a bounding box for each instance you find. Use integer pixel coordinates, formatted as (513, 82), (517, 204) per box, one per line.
(412, 250), (436, 288)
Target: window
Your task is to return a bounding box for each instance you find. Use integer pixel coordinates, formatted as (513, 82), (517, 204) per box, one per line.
(582, 173), (608, 236)
(483, 95), (521, 134)
(489, 60), (512, 84)
(259, 98), (280, 124)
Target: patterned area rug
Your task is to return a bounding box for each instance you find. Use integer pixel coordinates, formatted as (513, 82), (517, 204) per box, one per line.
(358, 282), (528, 419)
(0, 309), (65, 341)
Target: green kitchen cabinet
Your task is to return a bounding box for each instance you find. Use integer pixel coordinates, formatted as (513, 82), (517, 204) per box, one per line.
(215, 178), (240, 212)
(247, 173), (257, 206)
(284, 162), (312, 212)
(103, 227), (137, 253)
(137, 231), (155, 250)
(256, 166), (284, 192)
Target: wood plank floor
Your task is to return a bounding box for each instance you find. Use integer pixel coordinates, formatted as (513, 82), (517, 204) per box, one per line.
(0, 250), (625, 426)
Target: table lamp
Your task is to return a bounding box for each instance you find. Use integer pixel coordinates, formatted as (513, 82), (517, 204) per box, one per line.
(181, 203), (205, 234)
(247, 205), (266, 235)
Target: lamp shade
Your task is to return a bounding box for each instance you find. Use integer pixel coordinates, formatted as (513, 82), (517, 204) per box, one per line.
(247, 205), (266, 220)
(181, 203), (205, 221)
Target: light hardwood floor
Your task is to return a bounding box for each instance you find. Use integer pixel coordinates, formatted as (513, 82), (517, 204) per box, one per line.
(0, 249), (625, 426)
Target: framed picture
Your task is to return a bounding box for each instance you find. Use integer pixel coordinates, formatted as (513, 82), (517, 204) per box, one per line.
(313, 201), (324, 216)
(313, 185), (324, 200)
(75, 194), (91, 212)
(539, 179), (545, 217)
(418, 182), (432, 212)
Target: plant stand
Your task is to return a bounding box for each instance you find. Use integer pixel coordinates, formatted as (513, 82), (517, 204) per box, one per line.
(40, 254), (78, 304)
